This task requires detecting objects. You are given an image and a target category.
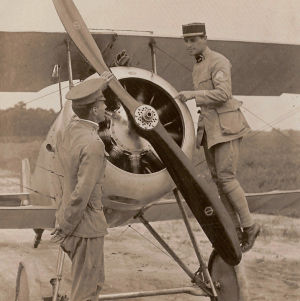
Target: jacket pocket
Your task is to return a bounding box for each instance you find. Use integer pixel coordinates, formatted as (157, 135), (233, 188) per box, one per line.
(216, 107), (247, 135)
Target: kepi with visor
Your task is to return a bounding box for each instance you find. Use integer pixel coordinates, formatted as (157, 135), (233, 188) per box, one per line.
(182, 23), (206, 38)
(66, 78), (107, 106)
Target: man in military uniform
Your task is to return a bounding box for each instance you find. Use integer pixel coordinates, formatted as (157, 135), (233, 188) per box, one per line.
(176, 23), (260, 252)
(51, 71), (114, 300)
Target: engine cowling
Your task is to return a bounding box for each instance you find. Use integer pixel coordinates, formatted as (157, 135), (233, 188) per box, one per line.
(31, 67), (195, 227)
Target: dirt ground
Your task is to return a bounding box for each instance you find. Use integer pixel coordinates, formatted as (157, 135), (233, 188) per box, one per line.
(1, 172), (300, 301)
(0, 214), (299, 301)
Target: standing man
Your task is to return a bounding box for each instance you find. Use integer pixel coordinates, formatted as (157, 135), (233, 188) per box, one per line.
(176, 23), (260, 252)
(51, 71), (114, 300)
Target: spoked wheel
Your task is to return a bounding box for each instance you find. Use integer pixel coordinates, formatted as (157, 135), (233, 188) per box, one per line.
(15, 260), (43, 301)
(208, 250), (240, 301)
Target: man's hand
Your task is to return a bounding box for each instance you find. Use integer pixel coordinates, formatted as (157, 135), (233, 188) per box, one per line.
(114, 49), (130, 67)
(175, 91), (195, 102)
(51, 227), (67, 244)
(100, 71), (115, 83)
(99, 71), (115, 90)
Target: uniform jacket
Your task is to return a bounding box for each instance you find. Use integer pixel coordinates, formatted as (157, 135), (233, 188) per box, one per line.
(192, 47), (250, 148)
(56, 116), (108, 238)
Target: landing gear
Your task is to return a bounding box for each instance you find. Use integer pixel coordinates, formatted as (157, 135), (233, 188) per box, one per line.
(15, 260), (43, 301)
(16, 190), (247, 300)
(208, 250), (248, 301)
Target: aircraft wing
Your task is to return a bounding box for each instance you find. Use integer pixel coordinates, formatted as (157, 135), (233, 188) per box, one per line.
(1, 190), (299, 229)
(1, 31), (300, 95)
(246, 190), (300, 218)
(130, 190), (300, 223)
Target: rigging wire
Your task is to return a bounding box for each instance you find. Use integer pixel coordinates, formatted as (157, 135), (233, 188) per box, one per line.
(4, 44), (299, 200)
(195, 159), (206, 168)
(244, 105), (300, 131)
(247, 106), (300, 133)
(243, 106), (300, 147)
(24, 85), (70, 105)
(128, 224), (172, 259)
(35, 164), (64, 178)
(152, 43), (299, 147)
(2, 177), (56, 201)
(115, 224), (131, 239)
(155, 45), (192, 72)
(23, 79), (80, 106)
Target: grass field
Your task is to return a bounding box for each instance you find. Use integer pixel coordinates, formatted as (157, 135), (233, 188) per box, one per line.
(0, 138), (43, 175)
(0, 130), (299, 192)
(0, 132), (299, 300)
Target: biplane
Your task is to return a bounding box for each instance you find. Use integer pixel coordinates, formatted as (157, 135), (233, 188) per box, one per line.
(0, 0), (300, 300)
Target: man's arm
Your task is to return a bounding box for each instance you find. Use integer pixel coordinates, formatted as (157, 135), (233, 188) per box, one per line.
(176, 58), (232, 106)
(194, 58), (232, 106)
(59, 140), (105, 235)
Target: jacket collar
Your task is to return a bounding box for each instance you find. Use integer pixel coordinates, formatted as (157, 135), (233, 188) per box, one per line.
(202, 46), (211, 59)
(195, 46), (211, 63)
(75, 116), (99, 130)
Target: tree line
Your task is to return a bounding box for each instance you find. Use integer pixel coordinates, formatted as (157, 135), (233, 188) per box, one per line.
(0, 102), (58, 137)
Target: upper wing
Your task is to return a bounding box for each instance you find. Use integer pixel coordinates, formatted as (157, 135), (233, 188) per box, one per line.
(1, 31), (300, 95)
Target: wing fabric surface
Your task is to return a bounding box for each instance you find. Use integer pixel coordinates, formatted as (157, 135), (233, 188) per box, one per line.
(1, 31), (300, 94)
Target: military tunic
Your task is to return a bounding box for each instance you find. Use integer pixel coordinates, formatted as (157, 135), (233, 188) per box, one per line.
(56, 116), (108, 237)
(56, 116), (108, 301)
(192, 47), (250, 149)
(192, 47), (253, 228)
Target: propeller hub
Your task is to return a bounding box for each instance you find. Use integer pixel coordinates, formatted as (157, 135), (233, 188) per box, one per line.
(109, 106), (151, 153)
(134, 105), (159, 130)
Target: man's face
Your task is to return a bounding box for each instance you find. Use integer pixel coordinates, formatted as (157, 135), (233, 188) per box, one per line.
(184, 36), (207, 56)
(92, 98), (107, 123)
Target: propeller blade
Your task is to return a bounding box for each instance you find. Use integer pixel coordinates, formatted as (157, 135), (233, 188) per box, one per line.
(52, 0), (241, 265)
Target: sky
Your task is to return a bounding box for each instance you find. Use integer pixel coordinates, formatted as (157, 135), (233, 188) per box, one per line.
(1, 0), (300, 44)
(0, 0), (299, 130)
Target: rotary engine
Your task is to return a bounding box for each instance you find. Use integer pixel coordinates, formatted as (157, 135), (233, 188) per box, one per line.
(31, 67), (195, 227)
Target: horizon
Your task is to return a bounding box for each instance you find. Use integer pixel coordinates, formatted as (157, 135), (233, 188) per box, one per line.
(0, 84), (299, 132)
(1, 0), (299, 131)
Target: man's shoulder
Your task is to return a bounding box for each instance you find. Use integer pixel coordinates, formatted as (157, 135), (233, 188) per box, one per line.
(83, 136), (105, 156)
(209, 49), (230, 65)
(65, 120), (104, 154)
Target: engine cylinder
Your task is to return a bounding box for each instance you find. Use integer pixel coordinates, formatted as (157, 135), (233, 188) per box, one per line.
(31, 67), (195, 227)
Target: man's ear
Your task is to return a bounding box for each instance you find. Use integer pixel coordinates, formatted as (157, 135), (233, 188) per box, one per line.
(91, 105), (97, 115)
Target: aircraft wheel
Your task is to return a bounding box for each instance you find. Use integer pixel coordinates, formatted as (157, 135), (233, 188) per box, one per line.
(15, 260), (43, 301)
(208, 249), (240, 301)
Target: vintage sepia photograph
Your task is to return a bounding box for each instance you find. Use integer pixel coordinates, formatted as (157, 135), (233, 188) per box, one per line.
(0, 0), (299, 300)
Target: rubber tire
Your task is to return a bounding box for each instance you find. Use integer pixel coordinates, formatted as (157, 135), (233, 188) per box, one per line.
(15, 260), (43, 301)
(208, 250), (240, 301)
